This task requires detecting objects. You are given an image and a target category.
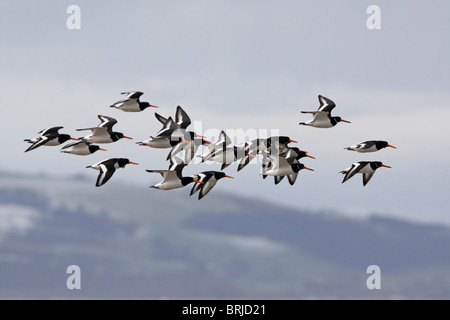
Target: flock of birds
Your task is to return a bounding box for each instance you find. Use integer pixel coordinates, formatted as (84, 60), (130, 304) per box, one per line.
(24, 92), (396, 199)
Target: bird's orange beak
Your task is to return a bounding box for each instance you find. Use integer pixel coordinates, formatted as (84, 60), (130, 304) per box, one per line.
(150, 105), (159, 108)
(387, 144), (397, 149)
(382, 164), (391, 168)
(70, 137), (80, 141)
(99, 148), (107, 151)
(224, 175), (234, 179)
(129, 161), (139, 165)
(289, 139), (298, 143)
(123, 136), (133, 139)
(181, 139), (191, 144)
(193, 179), (204, 184)
(195, 134), (207, 138)
(305, 154), (316, 159)
(203, 140), (212, 145)
(340, 119), (351, 123)
(304, 166), (314, 171)
(247, 153), (257, 158)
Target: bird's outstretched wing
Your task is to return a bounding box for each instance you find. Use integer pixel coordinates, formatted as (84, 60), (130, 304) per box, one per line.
(175, 106), (191, 129)
(96, 163), (115, 187)
(155, 117), (177, 137)
(362, 172), (375, 186)
(317, 95), (336, 113)
(97, 115), (117, 128)
(24, 136), (50, 152)
(287, 172), (298, 185)
(341, 162), (365, 184)
(38, 126), (64, 135)
(274, 176), (284, 185)
(198, 174), (216, 200)
(121, 91), (144, 100)
(154, 113), (168, 126)
(190, 172), (210, 196)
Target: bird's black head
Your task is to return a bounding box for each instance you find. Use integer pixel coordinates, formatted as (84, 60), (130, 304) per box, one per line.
(58, 134), (73, 143)
(268, 136), (297, 146)
(370, 161), (391, 170)
(295, 150), (308, 159)
(117, 158), (139, 168)
(89, 145), (101, 153)
(117, 158), (130, 167)
(371, 161), (384, 170)
(213, 171), (234, 180)
(139, 101), (159, 110)
(112, 132), (133, 141)
(88, 144), (107, 154)
(331, 116), (351, 126)
(182, 177), (197, 186)
(375, 141), (389, 149)
(292, 163), (314, 173)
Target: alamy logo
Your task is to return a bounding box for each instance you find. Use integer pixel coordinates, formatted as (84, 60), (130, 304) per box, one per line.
(66, 265), (81, 290)
(366, 265), (381, 290)
(366, 5), (381, 30)
(66, 5), (81, 30)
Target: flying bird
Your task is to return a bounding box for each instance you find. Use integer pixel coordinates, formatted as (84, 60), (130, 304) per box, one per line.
(299, 95), (351, 128)
(154, 105), (192, 129)
(60, 139), (107, 156)
(198, 130), (232, 161)
(237, 136), (298, 171)
(24, 126), (79, 152)
(261, 151), (314, 185)
(262, 147), (316, 184)
(345, 140), (397, 153)
(202, 142), (250, 170)
(110, 91), (159, 112)
(136, 117), (194, 149)
(86, 158), (138, 187)
(146, 167), (203, 191)
(166, 136), (211, 164)
(76, 115), (132, 143)
(340, 161), (391, 186)
(190, 171), (234, 200)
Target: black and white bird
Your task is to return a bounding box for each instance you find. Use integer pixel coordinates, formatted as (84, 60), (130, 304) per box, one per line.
(198, 130), (232, 161)
(262, 147), (316, 184)
(299, 95), (351, 128)
(60, 139), (107, 156)
(154, 105), (192, 129)
(340, 161), (391, 186)
(345, 140), (397, 153)
(190, 171), (234, 200)
(202, 142), (250, 170)
(24, 126), (79, 152)
(137, 116), (202, 149)
(110, 91), (159, 112)
(76, 115), (132, 143)
(166, 137), (211, 164)
(237, 136), (298, 171)
(86, 158), (139, 187)
(146, 167), (203, 191)
(261, 151), (314, 185)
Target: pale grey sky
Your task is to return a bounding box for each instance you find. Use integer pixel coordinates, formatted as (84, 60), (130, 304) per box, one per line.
(1, 1), (449, 225)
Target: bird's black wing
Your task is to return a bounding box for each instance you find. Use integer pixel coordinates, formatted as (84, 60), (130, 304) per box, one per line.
(341, 162), (366, 184)
(39, 126), (64, 135)
(24, 135), (51, 152)
(121, 91), (144, 100)
(154, 113), (168, 126)
(175, 106), (191, 129)
(362, 172), (375, 186)
(96, 163), (116, 187)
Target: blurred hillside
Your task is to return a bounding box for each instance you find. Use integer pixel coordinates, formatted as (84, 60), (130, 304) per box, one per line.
(0, 170), (449, 299)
